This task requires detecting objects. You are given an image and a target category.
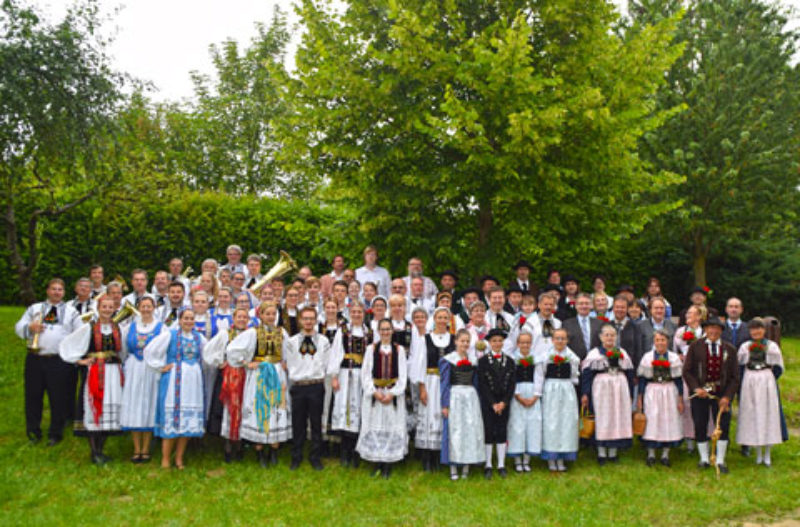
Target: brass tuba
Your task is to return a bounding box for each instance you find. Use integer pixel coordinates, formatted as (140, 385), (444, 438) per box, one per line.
(249, 250), (299, 295)
(112, 300), (140, 324)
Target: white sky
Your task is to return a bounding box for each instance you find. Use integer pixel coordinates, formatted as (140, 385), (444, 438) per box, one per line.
(25, 0), (800, 103)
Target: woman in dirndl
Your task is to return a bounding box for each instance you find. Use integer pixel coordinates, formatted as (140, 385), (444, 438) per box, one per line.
(581, 323), (635, 465)
(59, 295), (124, 465)
(540, 328), (580, 472)
(636, 330), (684, 467)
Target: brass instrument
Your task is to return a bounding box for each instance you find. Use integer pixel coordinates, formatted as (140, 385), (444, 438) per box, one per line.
(181, 266), (194, 278)
(112, 300), (140, 324)
(27, 312), (43, 353)
(80, 309), (97, 323)
(249, 250), (298, 295)
(105, 274), (129, 292)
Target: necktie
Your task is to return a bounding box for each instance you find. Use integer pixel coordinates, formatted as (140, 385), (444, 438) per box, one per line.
(581, 317), (590, 351)
(522, 282), (528, 292)
(711, 342), (718, 357)
(76, 302), (84, 314)
(168, 308), (178, 325)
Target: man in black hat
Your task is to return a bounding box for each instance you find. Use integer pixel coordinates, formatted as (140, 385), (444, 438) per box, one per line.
(477, 328), (516, 479)
(457, 287), (481, 324)
(509, 260), (534, 294)
(678, 286), (719, 326)
(556, 274), (580, 321)
(478, 275), (500, 305)
(545, 268), (564, 294)
(438, 270), (461, 305)
(504, 283), (523, 315)
(682, 316), (739, 473)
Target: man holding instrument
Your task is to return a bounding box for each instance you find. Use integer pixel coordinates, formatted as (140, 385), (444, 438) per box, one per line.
(683, 316), (739, 473)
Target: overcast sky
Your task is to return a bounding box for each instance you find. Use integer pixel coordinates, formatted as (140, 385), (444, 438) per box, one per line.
(24, 0), (800, 103)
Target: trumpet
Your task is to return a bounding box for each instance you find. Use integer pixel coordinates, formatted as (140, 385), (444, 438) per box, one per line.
(27, 312), (43, 353)
(181, 266), (193, 278)
(249, 250), (299, 295)
(80, 310), (97, 323)
(112, 300), (140, 324)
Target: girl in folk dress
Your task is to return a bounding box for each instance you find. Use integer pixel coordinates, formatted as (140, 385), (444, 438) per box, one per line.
(120, 296), (163, 463)
(736, 317), (787, 466)
(328, 301), (373, 468)
(319, 297), (342, 457)
(190, 290), (219, 423)
(356, 319), (408, 478)
(210, 287), (234, 334)
(440, 329), (485, 481)
(637, 330), (684, 467)
(581, 324), (635, 465)
(368, 296), (388, 336)
(673, 304), (708, 452)
(60, 296), (125, 465)
(226, 302), (291, 467)
(540, 328), (580, 472)
(507, 331), (543, 473)
(203, 308), (250, 462)
(145, 309), (207, 469)
(412, 307), (454, 472)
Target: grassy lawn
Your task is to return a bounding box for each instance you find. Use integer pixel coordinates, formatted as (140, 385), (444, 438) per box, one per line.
(1, 305), (798, 526)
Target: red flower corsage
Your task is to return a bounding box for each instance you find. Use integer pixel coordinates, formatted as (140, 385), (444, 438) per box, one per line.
(519, 315), (527, 326)
(605, 348), (622, 359)
(519, 357), (532, 367)
(598, 316), (610, 323)
(682, 331), (696, 343)
(456, 359), (471, 367)
(749, 341), (766, 353)
(652, 359), (670, 368)
(553, 355), (566, 365)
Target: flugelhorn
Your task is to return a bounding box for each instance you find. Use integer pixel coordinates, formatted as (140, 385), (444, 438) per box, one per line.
(27, 312), (43, 353)
(181, 266), (193, 278)
(249, 250), (298, 295)
(112, 300), (140, 324)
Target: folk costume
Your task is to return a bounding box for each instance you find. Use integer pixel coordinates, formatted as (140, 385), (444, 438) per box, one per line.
(145, 328), (207, 439)
(637, 349), (684, 464)
(507, 347), (543, 471)
(673, 323), (708, 449)
(120, 319), (164, 432)
(15, 301), (77, 443)
(477, 329), (516, 477)
(581, 346), (635, 462)
(60, 321), (125, 463)
(540, 346), (581, 470)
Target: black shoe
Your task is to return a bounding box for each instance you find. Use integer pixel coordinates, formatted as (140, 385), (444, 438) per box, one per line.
(224, 451), (233, 464)
(660, 458), (671, 467)
(257, 450), (268, 468)
(484, 468), (492, 480)
(698, 461), (710, 469)
(717, 464), (729, 474)
(311, 459), (324, 471)
(382, 464), (391, 479)
(28, 433), (42, 445)
(498, 468), (507, 478)
(422, 452), (431, 472)
(340, 450), (350, 468)
(270, 448), (279, 466)
(597, 457), (607, 466)
(320, 441), (330, 457)
(92, 454), (107, 466)
(609, 456), (619, 464)
(47, 437), (61, 447)
(100, 453), (112, 463)
(290, 459), (301, 471)
(352, 453), (360, 469)
(646, 457), (656, 467)
(741, 446), (750, 457)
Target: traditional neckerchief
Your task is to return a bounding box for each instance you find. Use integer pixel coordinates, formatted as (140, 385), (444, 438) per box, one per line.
(299, 334), (317, 356)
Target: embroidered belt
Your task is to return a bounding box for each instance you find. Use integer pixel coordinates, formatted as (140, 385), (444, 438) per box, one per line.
(87, 351), (118, 361)
(373, 378), (398, 388)
(254, 355), (281, 364)
(652, 376), (675, 384)
(746, 362), (768, 371)
(342, 353), (364, 366)
(426, 367), (439, 375)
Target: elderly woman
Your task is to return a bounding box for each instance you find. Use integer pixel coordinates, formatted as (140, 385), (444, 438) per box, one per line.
(636, 330), (684, 467)
(581, 324), (635, 465)
(736, 317), (787, 467)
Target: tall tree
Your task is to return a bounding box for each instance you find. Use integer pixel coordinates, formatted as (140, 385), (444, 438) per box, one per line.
(628, 0), (800, 287)
(169, 8), (315, 197)
(286, 0), (685, 278)
(0, 0), (126, 303)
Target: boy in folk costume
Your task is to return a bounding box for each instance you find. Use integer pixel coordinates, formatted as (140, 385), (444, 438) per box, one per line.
(477, 329), (516, 479)
(682, 316), (739, 473)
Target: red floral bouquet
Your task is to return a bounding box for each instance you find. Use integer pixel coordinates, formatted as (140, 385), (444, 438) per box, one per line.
(552, 355), (567, 365)
(652, 359), (671, 368)
(703, 285), (713, 298)
(456, 359), (471, 367)
(749, 341), (766, 354)
(519, 315), (527, 326)
(682, 331), (696, 344)
(605, 348), (622, 360)
(519, 356), (533, 368)
(598, 316), (610, 323)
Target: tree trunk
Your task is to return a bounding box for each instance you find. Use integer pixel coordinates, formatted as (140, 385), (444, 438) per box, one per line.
(4, 202), (37, 304)
(692, 235), (707, 288)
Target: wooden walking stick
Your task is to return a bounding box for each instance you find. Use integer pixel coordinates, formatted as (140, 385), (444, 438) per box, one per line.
(710, 405), (726, 479)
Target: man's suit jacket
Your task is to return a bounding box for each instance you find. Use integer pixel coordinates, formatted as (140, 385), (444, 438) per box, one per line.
(682, 339), (739, 401)
(640, 318), (677, 353)
(722, 320), (749, 349)
(562, 316), (602, 361)
(615, 319), (645, 369)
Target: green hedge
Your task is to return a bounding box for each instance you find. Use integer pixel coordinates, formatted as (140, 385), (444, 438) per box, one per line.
(0, 191), (349, 304)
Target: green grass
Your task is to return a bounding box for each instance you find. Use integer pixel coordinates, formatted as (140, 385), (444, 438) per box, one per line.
(1, 305), (798, 526)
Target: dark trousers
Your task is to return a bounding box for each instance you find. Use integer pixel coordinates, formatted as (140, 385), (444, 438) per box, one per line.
(24, 353), (72, 440)
(691, 397), (731, 442)
(290, 383), (324, 463)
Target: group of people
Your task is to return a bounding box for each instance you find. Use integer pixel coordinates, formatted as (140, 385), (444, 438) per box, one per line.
(14, 244), (788, 479)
